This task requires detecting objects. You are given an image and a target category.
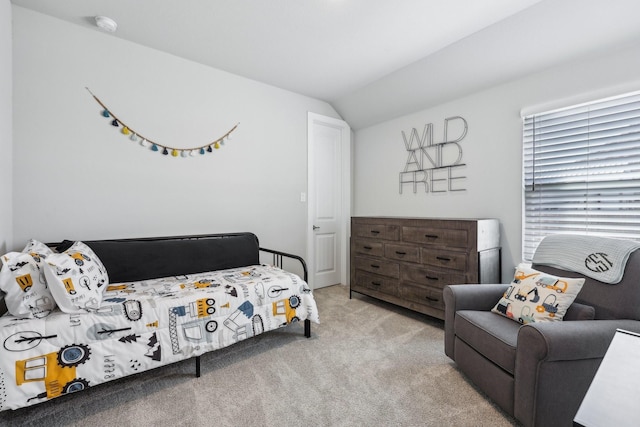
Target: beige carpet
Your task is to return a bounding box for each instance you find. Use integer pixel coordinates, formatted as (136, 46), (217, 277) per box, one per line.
(0, 285), (517, 427)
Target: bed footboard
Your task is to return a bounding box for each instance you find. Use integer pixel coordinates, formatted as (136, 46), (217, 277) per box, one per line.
(260, 246), (311, 339)
(193, 247), (312, 378)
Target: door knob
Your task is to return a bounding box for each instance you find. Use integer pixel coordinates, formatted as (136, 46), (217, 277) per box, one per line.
(313, 225), (320, 230)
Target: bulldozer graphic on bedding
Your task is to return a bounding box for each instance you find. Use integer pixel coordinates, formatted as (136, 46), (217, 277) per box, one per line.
(224, 301), (264, 342)
(15, 344), (91, 402)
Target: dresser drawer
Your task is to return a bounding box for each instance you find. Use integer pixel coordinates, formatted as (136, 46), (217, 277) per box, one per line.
(401, 265), (466, 289)
(353, 223), (400, 241)
(421, 249), (467, 271)
(402, 226), (468, 248)
(355, 272), (399, 297)
(384, 244), (420, 263)
(352, 239), (384, 257)
(400, 283), (444, 309)
(354, 256), (400, 278)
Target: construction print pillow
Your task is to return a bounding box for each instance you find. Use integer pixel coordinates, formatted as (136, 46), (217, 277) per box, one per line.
(0, 239), (58, 318)
(491, 264), (585, 324)
(43, 241), (109, 313)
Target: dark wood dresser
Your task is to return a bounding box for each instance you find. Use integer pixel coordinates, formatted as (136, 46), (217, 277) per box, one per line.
(350, 217), (501, 320)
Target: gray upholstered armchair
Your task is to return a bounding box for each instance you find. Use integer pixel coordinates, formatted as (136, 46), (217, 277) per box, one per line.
(444, 244), (640, 427)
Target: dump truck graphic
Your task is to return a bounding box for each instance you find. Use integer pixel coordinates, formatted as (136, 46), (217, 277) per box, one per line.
(170, 298), (215, 318)
(536, 276), (568, 293)
(15, 344), (91, 402)
(168, 298), (217, 354)
(182, 319), (219, 343)
(272, 296), (301, 324)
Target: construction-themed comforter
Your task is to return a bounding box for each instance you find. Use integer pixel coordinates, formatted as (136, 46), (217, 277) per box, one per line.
(0, 264), (319, 411)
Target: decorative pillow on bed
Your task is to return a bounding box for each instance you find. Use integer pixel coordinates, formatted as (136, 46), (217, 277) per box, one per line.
(491, 264), (585, 324)
(42, 241), (109, 313)
(0, 239), (58, 318)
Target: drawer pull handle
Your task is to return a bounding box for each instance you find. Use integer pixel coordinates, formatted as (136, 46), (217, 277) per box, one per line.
(371, 264), (380, 269)
(370, 230), (380, 235)
(363, 246), (373, 250)
(436, 256), (451, 262)
(395, 251), (407, 255)
(425, 296), (439, 302)
(425, 275), (439, 281)
(371, 281), (382, 286)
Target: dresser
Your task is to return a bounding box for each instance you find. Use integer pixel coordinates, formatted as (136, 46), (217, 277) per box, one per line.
(350, 217), (500, 320)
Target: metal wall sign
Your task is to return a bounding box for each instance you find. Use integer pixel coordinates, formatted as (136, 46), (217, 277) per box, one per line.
(399, 116), (468, 194)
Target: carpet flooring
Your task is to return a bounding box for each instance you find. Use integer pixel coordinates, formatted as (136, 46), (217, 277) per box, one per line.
(0, 284), (518, 426)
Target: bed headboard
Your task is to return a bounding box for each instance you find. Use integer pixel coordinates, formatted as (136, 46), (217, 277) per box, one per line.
(52, 232), (260, 284)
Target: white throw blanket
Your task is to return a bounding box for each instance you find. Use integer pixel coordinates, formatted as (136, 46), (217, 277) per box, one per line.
(532, 234), (640, 284)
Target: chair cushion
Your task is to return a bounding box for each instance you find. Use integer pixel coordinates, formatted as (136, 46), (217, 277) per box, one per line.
(455, 310), (521, 375)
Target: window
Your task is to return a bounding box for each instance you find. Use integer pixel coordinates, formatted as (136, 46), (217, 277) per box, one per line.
(522, 91), (640, 261)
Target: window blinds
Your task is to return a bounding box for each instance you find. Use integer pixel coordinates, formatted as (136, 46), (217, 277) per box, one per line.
(522, 91), (640, 261)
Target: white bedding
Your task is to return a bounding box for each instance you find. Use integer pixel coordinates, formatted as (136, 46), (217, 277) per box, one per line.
(0, 264), (319, 411)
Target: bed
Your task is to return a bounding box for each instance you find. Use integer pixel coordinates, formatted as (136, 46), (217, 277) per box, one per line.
(0, 233), (319, 411)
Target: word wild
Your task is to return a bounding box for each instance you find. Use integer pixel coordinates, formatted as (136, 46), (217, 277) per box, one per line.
(399, 116), (468, 194)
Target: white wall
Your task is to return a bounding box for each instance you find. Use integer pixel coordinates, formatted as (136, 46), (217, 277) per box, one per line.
(353, 41), (640, 281)
(12, 7), (341, 260)
(0, 0), (12, 254)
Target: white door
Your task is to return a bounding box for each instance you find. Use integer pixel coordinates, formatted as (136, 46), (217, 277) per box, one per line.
(307, 113), (351, 289)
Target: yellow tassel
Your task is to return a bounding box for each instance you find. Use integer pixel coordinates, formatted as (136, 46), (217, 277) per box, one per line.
(214, 142), (220, 149)
(171, 149), (179, 157)
(122, 127), (130, 135)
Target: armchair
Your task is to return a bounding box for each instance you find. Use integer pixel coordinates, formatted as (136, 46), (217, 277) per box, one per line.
(444, 246), (640, 427)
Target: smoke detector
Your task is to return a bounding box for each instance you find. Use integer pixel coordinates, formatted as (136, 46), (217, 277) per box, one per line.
(95, 16), (118, 33)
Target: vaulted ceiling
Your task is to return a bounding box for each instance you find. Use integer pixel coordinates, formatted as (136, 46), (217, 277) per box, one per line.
(11, 0), (640, 129)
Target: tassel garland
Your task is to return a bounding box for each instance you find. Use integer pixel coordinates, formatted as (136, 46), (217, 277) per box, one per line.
(86, 87), (239, 158)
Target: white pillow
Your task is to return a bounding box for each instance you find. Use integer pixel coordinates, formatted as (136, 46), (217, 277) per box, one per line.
(43, 241), (109, 313)
(0, 239), (57, 318)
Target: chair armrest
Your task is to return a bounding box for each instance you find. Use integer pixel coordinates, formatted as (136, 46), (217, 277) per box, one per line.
(444, 284), (509, 312)
(517, 319), (640, 363)
(514, 319), (640, 427)
(443, 284), (509, 359)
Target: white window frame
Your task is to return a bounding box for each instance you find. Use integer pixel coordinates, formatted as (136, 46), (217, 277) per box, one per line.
(522, 90), (640, 261)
